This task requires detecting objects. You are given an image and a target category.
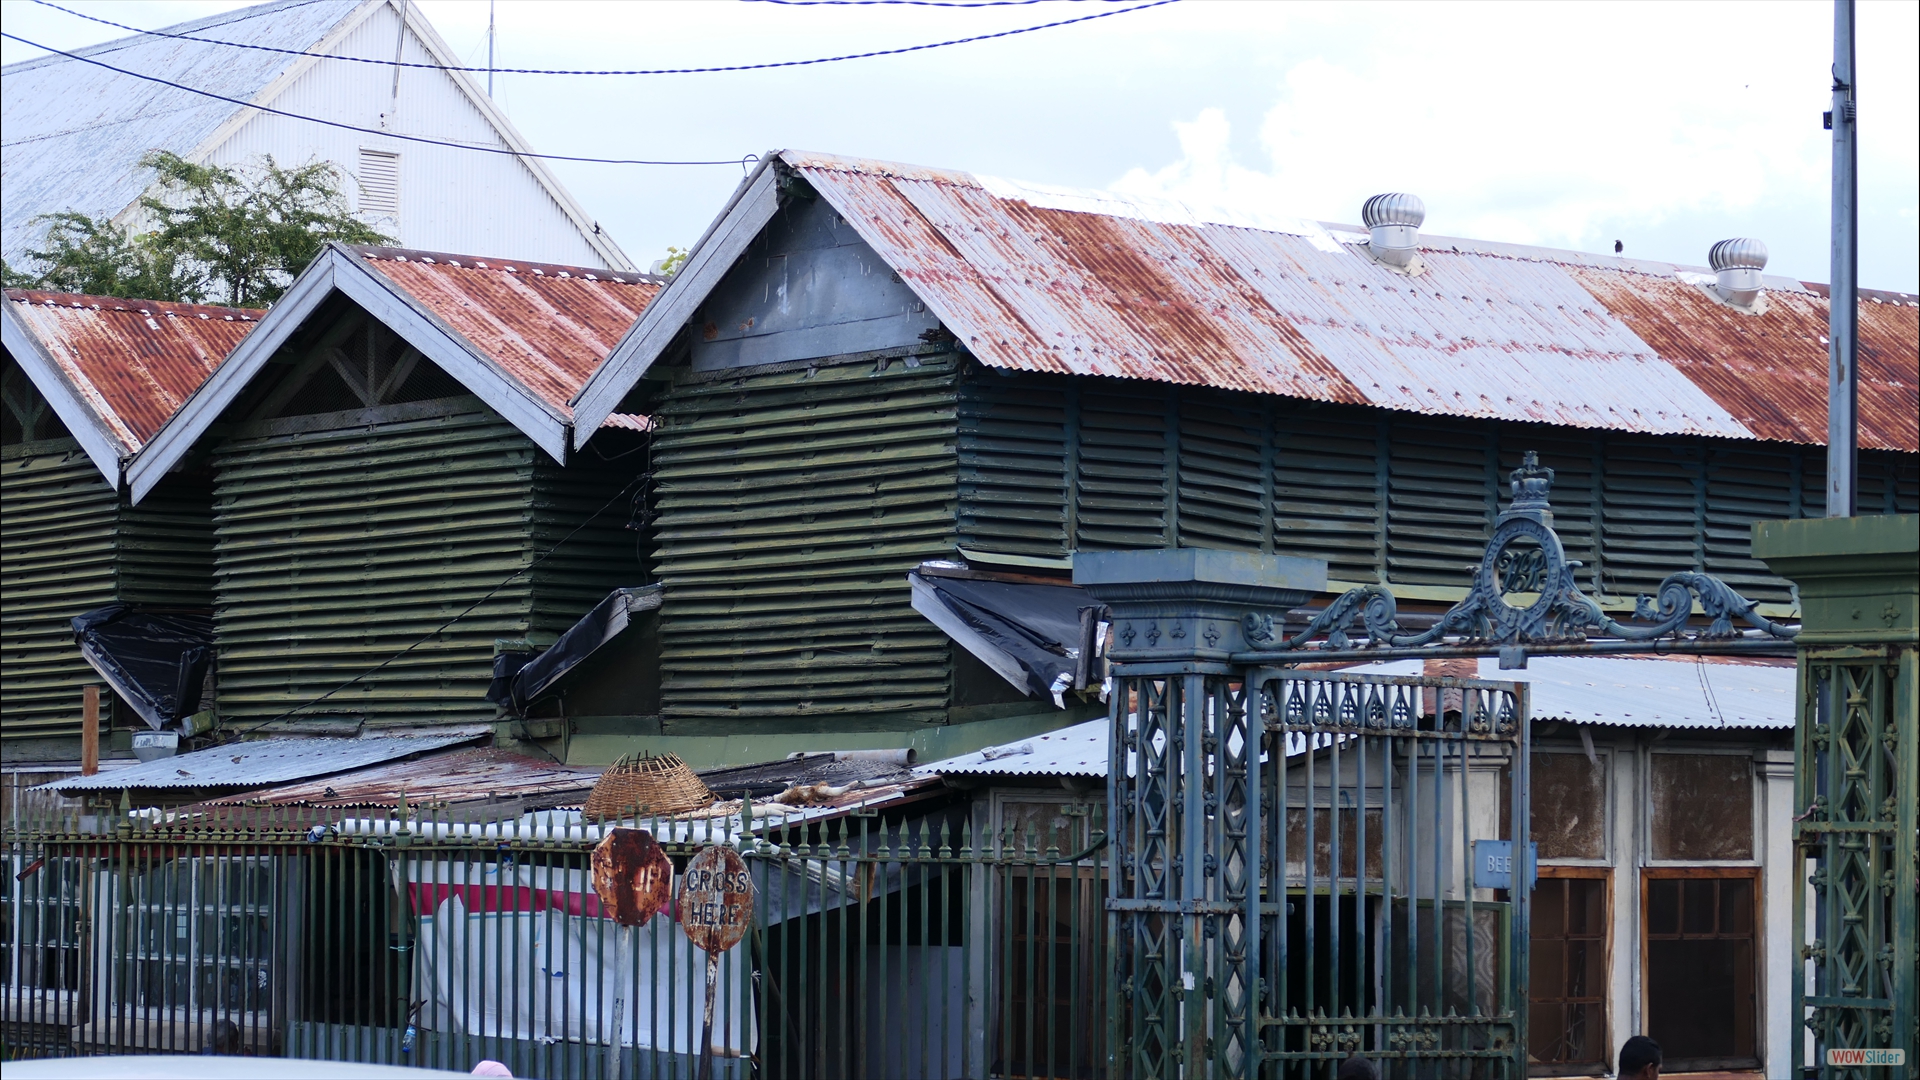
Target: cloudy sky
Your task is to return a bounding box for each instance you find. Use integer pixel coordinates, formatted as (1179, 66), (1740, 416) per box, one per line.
(5, 0), (1916, 290)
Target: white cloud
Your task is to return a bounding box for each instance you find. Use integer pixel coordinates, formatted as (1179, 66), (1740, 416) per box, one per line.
(1112, 1), (1916, 284)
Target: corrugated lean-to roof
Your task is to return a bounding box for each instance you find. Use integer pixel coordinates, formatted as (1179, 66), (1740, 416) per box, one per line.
(42, 732), (481, 792)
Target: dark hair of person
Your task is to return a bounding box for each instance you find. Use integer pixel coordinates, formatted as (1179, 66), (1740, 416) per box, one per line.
(1620, 1034), (1662, 1074)
(1337, 1056), (1381, 1080)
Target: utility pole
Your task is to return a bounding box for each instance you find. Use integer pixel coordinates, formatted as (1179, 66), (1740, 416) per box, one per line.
(1826, 0), (1858, 517)
(488, 0), (496, 98)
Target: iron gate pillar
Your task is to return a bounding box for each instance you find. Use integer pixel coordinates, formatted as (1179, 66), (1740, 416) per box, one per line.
(1077, 550), (1325, 1080)
(1755, 514), (1918, 1078)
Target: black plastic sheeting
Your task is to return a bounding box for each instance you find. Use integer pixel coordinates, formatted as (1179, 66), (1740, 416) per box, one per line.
(70, 605), (215, 731)
(910, 574), (1091, 700)
(487, 586), (661, 715)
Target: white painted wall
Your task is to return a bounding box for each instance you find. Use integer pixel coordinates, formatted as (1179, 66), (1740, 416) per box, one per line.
(147, 2), (628, 271)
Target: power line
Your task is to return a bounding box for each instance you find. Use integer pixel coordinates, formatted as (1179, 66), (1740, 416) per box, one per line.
(0, 32), (745, 164)
(27, 0), (1178, 77)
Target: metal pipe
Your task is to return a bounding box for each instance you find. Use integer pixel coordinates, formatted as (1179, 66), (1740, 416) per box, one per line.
(1828, 0), (1859, 517)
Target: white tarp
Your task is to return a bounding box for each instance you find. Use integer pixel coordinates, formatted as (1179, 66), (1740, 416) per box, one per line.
(408, 861), (752, 1055)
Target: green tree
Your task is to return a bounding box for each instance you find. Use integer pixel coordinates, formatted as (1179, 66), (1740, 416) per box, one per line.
(10, 150), (389, 306)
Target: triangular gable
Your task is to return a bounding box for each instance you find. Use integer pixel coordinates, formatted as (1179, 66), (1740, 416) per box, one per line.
(129, 243), (658, 502)
(2, 291), (262, 488)
(3, 0), (632, 273)
(572, 159), (783, 446)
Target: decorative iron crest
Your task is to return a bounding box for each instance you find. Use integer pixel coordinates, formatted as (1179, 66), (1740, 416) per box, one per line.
(1244, 452), (1797, 653)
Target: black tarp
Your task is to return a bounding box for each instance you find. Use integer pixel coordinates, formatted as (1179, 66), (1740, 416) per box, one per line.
(908, 573), (1095, 702)
(70, 604), (215, 731)
(487, 586), (661, 714)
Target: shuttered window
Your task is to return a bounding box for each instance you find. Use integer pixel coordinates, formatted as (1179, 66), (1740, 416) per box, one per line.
(357, 149), (400, 218)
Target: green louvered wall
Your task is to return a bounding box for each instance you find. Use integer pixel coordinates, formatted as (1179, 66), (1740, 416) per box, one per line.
(1, 442), (120, 738)
(210, 403), (645, 729)
(956, 369), (1919, 607)
(650, 355), (960, 728)
(0, 442), (218, 740)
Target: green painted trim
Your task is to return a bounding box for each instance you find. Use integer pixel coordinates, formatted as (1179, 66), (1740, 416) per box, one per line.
(1753, 514), (1919, 644)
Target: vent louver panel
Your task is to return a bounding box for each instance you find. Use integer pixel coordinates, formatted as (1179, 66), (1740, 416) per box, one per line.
(956, 374), (1070, 557)
(211, 411), (538, 727)
(0, 444), (118, 737)
(1075, 386), (1170, 551)
(358, 149), (400, 218)
(1601, 439), (1706, 598)
(650, 357), (959, 724)
(1177, 397), (1267, 552)
(1387, 422), (1497, 586)
(1273, 409), (1384, 583)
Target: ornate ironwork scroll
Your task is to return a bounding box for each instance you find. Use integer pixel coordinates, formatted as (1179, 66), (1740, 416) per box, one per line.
(1242, 452), (1797, 657)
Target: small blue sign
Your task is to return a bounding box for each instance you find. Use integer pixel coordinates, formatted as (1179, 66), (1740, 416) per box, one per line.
(1471, 840), (1538, 891)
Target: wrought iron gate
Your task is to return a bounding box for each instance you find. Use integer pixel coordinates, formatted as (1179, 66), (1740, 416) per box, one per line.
(1104, 667), (1529, 1079)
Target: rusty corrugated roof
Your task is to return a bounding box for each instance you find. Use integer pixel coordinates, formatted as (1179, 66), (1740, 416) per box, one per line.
(779, 151), (1918, 452)
(205, 745), (602, 808)
(355, 246), (660, 418)
(1567, 268), (1918, 452)
(4, 289), (261, 453)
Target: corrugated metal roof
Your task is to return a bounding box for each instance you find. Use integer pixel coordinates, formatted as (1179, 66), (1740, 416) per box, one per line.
(781, 150), (1917, 451)
(203, 745), (601, 807)
(1325, 655), (1794, 729)
(1566, 269), (1917, 452)
(356, 246), (660, 417)
(918, 717), (1109, 778)
(919, 654), (1790, 781)
(1, 0), (362, 263)
(4, 289), (261, 452)
(40, 731), (480, 792)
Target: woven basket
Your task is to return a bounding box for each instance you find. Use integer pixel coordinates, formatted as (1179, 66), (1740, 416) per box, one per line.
(584, 752), (715, 820)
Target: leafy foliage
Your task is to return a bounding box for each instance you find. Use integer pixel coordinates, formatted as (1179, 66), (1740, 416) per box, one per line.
(10, 151), (390, 306)
(654, 245), (688, 277)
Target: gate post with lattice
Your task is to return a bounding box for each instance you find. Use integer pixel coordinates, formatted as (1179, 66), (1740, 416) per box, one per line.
(1076, 550), (1325, 1080)
(1755, 514), (1918, 1078)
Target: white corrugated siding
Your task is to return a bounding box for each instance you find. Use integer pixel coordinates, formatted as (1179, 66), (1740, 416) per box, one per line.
(206, 4), (610, 268)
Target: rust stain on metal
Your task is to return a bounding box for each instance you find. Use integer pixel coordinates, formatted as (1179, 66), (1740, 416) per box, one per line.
(203, 746), (601, 808)
(592, 827), (674, 927)
(678, 844), (754, 954)
(357, 247), (661, 418)
(5, 289), (260, 451)
(1566, 267), (1918, 453)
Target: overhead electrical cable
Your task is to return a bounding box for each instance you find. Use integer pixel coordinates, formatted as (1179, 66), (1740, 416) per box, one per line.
(25, 0), (1178, 77)
(0, 32), (743, 164)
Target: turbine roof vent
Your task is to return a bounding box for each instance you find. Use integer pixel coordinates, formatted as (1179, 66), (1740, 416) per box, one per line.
(1359, 193), (1425, 273)
(1705, 238), (1768, 312)
(1708, 237), (1768, 272)
(1361, 193), (1426, 230)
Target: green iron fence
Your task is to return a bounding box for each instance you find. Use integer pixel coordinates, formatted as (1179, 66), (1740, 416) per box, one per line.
(2, 797), (1109, 1079)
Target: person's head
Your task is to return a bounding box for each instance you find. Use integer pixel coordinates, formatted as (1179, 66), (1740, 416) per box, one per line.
(1337, 1055), (1380, 1080)
(207, 1019), (241, 1055)
(470, 1062), (513, 1078)
(1619, 1035), (1662, 1080)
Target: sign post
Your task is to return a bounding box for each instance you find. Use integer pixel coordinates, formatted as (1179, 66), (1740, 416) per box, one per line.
(679, 844), (754, 1080)
(592, 829), (674, 1080)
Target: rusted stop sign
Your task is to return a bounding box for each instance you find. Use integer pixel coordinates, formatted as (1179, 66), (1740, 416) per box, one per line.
(678, 844), (754, 953)
(591, 828), (673, 927)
